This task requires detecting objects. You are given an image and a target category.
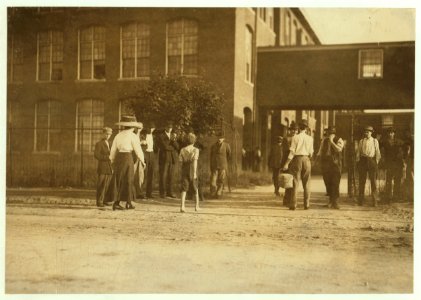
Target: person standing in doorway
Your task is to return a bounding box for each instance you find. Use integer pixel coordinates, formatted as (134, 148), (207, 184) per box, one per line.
(210, 131), (231, 199)
(356, 126), (381, 207)
(268, 135), (284, 197)
(282, 119), (314, 210)
(94, 127), (113, 207)
(317, 126), (344, 209)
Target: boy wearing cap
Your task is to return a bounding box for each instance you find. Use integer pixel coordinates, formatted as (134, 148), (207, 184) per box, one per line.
(94, 127), (114, 207)
(356, 125), (381, 206)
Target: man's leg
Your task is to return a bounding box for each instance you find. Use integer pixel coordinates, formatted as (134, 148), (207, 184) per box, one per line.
(289, 157), (300, 210)
(358, 160), (368, 205)
(166, 163), (175, 197)
(385, 166), (393, 203)
(368, 158), (378, 206)
(210, 170), (218, 197)
(273, 168), (280, 195)
(96, 174), (107, 207)
(301, 157), (311, 209)
(329, 163), (341, 209)
(145, 152), (155, 198)
(321, 161), (331, 196)
(216, 169), (226, 197)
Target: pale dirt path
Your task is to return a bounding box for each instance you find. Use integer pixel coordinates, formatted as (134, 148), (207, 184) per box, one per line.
(6, 186), (413, 293)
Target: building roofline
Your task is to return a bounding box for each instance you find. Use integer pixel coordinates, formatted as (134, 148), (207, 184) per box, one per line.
(290, 8), (321, 45)
(258, 40), (415, 53)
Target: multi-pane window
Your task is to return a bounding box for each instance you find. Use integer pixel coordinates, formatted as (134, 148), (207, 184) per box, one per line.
(76, 99), (104, 152)
(34, 100), (61, 152)
(9, 35), (24, 82)
(37, 30), (63, 81)
(285, 12), (291, 45)
(167, 19), (198, 76)
(79, 26), (106, 80)
(121, 23), (150, 78)
(245, 26), (253, 83)
(119, 98), (135, 120)
(359, 49), (383, 78)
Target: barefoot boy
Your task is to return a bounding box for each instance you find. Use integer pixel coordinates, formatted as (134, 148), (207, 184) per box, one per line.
(179, 133), (200, 212)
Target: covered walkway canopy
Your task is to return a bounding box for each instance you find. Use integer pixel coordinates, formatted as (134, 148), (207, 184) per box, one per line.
(256, 42), (414, 110)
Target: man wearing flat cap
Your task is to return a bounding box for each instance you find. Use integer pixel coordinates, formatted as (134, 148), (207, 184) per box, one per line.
(356, 125), (381, 206)
(94, 127), (114, 207)
(381, 127), (404, 203)
(268, 135), (284, 197)
(317, 126), (344, 209)
(282, 119), (314, 210)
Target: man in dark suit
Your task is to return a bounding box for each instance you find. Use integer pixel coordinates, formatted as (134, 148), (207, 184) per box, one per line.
(94, 127), (113, 207)
(268, 136), (284, 196)
(157, 121), (179, 198)
(210, 131), (231, 199)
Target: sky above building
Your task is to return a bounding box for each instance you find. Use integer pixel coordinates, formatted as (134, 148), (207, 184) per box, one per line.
(301, 8), (415, 44)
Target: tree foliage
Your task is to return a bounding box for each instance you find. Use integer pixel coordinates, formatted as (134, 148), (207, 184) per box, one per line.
(130, 74), (225, 134)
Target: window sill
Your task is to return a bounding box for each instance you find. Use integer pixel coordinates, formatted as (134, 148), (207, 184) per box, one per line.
(32, 151), (61, 155)
(76, 79), (107, 83)
(244, 80), (254, 87)
(36, 80), (63, 84)
(118, 77), (150, 81)
(358, 76), (383, 80)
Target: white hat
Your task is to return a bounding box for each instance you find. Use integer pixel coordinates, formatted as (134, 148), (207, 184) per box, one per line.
(115, 115), (143, 128)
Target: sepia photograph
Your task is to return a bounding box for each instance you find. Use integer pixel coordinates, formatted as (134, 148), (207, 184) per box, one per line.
(2, 0), (417, 297)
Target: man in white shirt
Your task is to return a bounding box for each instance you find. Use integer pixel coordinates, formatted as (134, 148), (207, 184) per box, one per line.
(356, 125), (381, 206)
(110, 116), (144, 210)
(282, 119), (314, 210)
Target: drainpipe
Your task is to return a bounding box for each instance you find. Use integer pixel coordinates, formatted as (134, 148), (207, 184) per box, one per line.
(252, 8), (258, 150)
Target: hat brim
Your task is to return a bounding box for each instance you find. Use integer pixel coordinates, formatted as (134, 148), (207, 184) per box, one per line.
(115, 121), (143, 128)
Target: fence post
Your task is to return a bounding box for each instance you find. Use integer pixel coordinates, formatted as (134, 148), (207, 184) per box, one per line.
(80, 123), (84, 186)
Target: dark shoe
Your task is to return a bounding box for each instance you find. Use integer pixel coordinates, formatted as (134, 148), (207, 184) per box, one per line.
(166, 194), (176, 199)
(289, 207), (296, 210)
(275, 191), (280, 196)
(304, 207), (310, 210)
(126, 203), (135, 209)
(332, 203), (340, 209)
(136, 194), (145, 200)
(112, 204), (125, 211)
(97, 203), (104, 207)
(146, 194), (154, 199)
(104, 202), (113, 206)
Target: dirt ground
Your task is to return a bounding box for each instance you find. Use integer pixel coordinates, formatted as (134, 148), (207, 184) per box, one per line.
(5, 184), (414, 294)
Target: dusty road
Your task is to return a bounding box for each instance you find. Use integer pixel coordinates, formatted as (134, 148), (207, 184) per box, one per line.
(6, 186), (413, 294)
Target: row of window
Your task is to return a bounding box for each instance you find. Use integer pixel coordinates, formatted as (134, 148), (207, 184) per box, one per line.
(32, 98), (135, 153)
(8, 19), (199, 83)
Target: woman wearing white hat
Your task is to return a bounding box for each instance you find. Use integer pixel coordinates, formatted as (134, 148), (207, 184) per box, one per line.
(109, 115), (145, 210)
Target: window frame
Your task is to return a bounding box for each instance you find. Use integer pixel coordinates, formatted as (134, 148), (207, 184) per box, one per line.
(9, 34), (24, 84)
(75, 99), (104, 153)
(77, 25), (106, 81)
(33, 100), (61, 153)
(165, 18), (199, 76)
(245, 25), (253, 84)
(36, 30), (64, 82)
(119, 22), (151, 80)
(358, 49), (384, 79)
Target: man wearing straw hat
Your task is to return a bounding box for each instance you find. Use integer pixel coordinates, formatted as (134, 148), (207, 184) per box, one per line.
(109, 115), (144, 210)
(94, 127), (113, 207)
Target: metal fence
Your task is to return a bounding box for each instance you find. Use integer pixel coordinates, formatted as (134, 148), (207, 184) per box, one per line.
(6, 125), (240, 189)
